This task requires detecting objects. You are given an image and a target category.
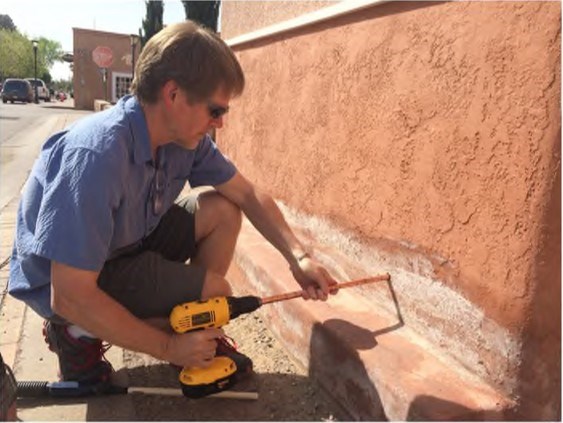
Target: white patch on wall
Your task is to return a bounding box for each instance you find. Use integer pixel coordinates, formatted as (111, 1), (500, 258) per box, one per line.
(275, 200), (522, 394)
(121, 54), (133, 66)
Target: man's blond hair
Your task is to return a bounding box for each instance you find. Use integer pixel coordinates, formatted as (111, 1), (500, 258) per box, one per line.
(131, 20), (244, 103)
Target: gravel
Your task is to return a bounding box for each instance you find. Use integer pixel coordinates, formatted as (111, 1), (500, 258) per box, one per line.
(122, 312), (349, 421)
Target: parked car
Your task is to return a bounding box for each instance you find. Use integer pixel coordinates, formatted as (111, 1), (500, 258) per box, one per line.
(1, 79), (33, 104)
(25, 78), (50, 102)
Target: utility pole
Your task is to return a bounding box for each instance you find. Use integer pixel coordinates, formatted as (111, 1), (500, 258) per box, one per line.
(31, 40), (39, 103)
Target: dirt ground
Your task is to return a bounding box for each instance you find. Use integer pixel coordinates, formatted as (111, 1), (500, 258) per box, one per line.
(122, 311), (350, 421)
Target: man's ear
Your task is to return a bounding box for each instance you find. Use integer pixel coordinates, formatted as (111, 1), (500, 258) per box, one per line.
(161, 80), (179, 107)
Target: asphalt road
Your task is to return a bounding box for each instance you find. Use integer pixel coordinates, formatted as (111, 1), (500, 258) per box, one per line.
(0, 99), (89, 211)
(0, 98), (79, 145)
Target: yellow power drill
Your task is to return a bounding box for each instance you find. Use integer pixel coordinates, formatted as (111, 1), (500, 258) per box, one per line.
(169, 296), (262, 398)
(169, 274), (390, 398)
(14, 275), (389, 401)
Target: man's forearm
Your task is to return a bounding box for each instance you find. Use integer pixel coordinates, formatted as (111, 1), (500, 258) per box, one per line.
(241, 189), (307, 267)
(217, 172), (336, 299)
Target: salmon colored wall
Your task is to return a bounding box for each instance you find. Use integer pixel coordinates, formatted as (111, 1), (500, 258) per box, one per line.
(222, 0), (559, 332)
(220, 1), (560, 417)
(220, 0), (333, 39)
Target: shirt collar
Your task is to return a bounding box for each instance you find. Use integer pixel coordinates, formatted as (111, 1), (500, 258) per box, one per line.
(122, 95), (153, 165)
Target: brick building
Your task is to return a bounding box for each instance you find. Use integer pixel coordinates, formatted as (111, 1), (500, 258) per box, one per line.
(72, 28), (140, 110)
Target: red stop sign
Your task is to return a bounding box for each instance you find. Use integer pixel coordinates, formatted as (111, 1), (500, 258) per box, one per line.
(92, 46), (114, 68)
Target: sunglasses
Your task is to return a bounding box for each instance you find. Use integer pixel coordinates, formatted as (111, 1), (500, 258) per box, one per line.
(207, 102), (229, 119)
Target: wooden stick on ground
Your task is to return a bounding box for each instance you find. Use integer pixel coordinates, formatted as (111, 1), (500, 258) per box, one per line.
(127, 386), (259, 400)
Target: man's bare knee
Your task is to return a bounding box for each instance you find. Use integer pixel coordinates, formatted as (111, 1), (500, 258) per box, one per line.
(201, 271), (232, 299)
(195, 192), (242, 242)
(216, 194), (242, 230)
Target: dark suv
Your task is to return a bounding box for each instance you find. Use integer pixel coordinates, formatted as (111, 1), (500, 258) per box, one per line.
(1, 79), (33, 104)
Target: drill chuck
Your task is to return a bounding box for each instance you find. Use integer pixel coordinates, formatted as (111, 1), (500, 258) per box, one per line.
(227, 296), (262, 319)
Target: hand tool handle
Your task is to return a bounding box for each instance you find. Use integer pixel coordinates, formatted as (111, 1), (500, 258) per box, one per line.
(127, 386), (258, 400)
(261, 273), (390, 305)
(16, 381), (127, 398)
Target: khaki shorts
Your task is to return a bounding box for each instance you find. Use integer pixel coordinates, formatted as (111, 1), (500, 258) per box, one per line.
(97, 195), (206, 319)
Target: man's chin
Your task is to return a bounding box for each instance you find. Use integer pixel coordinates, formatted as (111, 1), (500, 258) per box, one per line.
(174, 137), (201, 150)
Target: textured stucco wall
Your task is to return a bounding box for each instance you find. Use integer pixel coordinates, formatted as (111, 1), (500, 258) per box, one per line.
(220, 0), (335, 39)
(220, 1), (560, 418)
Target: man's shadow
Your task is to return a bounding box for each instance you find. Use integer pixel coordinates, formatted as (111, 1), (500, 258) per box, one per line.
(306, 277), (405, 420)
(308, 319), (387, 421)
(405, 395), (505, 421)
(306, 277), (511, 421)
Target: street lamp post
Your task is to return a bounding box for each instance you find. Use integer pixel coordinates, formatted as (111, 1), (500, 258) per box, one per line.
(130, 34), (138, 80)
(31, 40), (39, 103)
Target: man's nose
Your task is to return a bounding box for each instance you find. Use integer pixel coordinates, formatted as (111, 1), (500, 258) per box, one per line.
(210, 116), (223, 129)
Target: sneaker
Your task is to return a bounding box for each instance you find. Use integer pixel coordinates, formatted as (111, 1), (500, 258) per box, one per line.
(216, 336), (253, 377)
(42, 320), (113, 384)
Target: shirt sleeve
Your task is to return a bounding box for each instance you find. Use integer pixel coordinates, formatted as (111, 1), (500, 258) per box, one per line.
(188, 135), (237, 187)
(32, 147), (122, 271)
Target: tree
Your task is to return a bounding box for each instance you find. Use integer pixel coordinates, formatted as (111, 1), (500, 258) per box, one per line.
(182, 1), (220, 32)
(0, 15), (16, 32)
(140, 0), (163, 48)
(37, 37), (63, 69)
(40, 71), (52, 84)
(0, 30), (62, 80)
(0, 30), (34, 79)
(52, 78), (72, 93)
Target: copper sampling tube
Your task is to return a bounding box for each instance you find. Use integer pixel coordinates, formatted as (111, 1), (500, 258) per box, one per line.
(260, 273), (390, 305)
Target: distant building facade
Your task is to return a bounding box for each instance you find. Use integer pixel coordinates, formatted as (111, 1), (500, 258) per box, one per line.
(72, 28), (140, 110)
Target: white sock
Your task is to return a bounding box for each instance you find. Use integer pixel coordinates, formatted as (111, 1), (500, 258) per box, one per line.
(67, 324), (96, 339)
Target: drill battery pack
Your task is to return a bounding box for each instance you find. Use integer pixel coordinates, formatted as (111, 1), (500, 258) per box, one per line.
(179, 356), (239, 398)
(170, 295), (260, 398)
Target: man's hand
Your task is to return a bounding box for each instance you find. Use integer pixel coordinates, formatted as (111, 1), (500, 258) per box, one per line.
(216, 172), (339, 301)
(165, 328), (224, 368)
(291, 255), (339, 301)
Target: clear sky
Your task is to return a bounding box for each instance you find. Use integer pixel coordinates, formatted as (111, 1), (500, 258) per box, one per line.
(3, 0), (188, 80)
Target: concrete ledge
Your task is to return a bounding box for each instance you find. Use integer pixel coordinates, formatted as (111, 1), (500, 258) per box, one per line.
(228, 218), (514, 420)
(93, 99), (112, 112)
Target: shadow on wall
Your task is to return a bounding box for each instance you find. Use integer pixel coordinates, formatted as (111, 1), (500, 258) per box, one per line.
(405, 395), (505, 421)
(309, 318), (388, 420)
(307, 278), (513, 420)
(306, 277), (404, 419)
(308, 318), (512, 421)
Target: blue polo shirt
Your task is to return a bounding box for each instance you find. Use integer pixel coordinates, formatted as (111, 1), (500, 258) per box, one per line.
(8, 95), (236, 318)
